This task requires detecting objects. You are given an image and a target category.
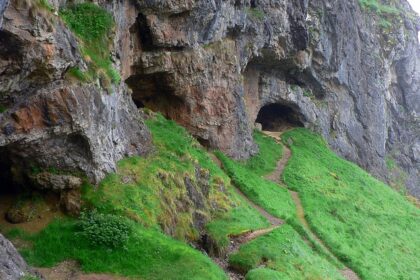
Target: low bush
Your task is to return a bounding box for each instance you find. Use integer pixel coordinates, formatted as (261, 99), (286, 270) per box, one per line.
(78, 211), (131, 249)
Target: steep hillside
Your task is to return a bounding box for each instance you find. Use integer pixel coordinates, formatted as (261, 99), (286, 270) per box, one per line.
(2, 115), (418, 279)
(0, 0), (419, 279)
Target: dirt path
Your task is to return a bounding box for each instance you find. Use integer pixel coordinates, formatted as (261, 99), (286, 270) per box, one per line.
(210, 153), (284, 280)
(212, 186), (284, 280)
(262, 131), (360, 280)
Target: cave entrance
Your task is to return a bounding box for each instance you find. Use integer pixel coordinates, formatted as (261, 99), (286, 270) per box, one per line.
(0, 148), (22, 196)
(256, 103), (303, 131)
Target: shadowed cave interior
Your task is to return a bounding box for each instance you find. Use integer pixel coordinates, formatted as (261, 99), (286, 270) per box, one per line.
(256, 103), (304, 131)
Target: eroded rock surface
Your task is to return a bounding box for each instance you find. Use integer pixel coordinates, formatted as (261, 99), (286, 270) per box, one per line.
(0, 0), (151, 185)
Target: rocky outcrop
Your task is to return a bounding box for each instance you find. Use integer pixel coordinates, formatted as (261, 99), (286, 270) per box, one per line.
(0, 0), (419, 196)
(0, 0), (151, 186)
(0, 233), (39, 280)
(126, 0), (420, 197)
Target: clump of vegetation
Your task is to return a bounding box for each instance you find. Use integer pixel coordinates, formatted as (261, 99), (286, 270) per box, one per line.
(66, 66), (88, 82)
(229, 225), (345, 279)
(245, 7), (265, 20)
(358, 0), (403, 34)
(20, 275), (41, 280)
(77, 211), (131, 249)
(358, 0), (400, 15)
(60, 3), (120, 87)
(282, 128), (420, 279)
(0, 105), (7, 113)
(36, 0), (54, 12)
(206, 192), (270, 248)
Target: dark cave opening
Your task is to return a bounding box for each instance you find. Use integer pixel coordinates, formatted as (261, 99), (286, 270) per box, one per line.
(126, 71), (187, 122)
(0, 148), (22, 195)
(196, 136), (211, 149)
(137, 13), (155, 51)
(256, 103), (304, 131)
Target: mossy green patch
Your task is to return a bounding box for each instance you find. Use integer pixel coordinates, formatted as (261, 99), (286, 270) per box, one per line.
(60, 3), (119, 86)
(282, 128), (420, 280)
(245, 8), (265, 20)
(229, 225), (345, 280)
(0, 105), (7, 113)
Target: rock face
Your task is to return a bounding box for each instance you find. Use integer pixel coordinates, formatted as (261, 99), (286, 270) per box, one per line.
(0, 0), (419, 196)
(0, 0), (151, 185)
(126, 0), (420, 197)
(0, 233), (38, 280)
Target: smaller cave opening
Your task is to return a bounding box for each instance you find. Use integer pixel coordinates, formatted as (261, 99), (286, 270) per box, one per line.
(126, 72), (187, 122)
(196, 136), (211, 149)
(137, 13), (155, 51)
(256, 103), (304, 131)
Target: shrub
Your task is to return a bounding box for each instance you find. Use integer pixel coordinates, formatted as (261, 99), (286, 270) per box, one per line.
(78, 211), (132, 249)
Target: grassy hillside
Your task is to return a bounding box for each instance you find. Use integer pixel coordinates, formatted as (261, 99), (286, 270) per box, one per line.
(215, 131), (345, 278)
(4, 116), (419, 280)
(282, 128), (420, 280)
(6, 114), (272, 279)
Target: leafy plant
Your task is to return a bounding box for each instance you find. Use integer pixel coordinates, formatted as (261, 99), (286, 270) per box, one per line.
(78, 211), (132, 249)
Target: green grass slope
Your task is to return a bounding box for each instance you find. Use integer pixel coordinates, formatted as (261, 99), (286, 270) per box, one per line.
(239, 131), (283, 176)
(282, 128), (420, 280)
(215, 152), (295, 221)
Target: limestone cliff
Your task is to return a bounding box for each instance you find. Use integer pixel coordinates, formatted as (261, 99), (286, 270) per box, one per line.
(1, 0), (419, 197)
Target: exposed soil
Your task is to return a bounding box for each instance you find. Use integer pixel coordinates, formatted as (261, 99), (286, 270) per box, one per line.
(262, 131), (361, 280)
(36, 261), (130, 280)
(0, 193), (63, 235)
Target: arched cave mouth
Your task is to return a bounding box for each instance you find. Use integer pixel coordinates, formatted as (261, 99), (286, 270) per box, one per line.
(256, 103), (304, 131)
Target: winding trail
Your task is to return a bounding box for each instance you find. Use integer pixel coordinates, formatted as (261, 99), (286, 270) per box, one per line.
(262, 131), (360, 280)
(211, 186), (284, 280)
(209, 153), (284, 280)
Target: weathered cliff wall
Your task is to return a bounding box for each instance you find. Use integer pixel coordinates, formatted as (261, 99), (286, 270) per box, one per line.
(126, 0), (420, 196)
(0, 0), (419, 196)
(0, 0), (151, 186)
